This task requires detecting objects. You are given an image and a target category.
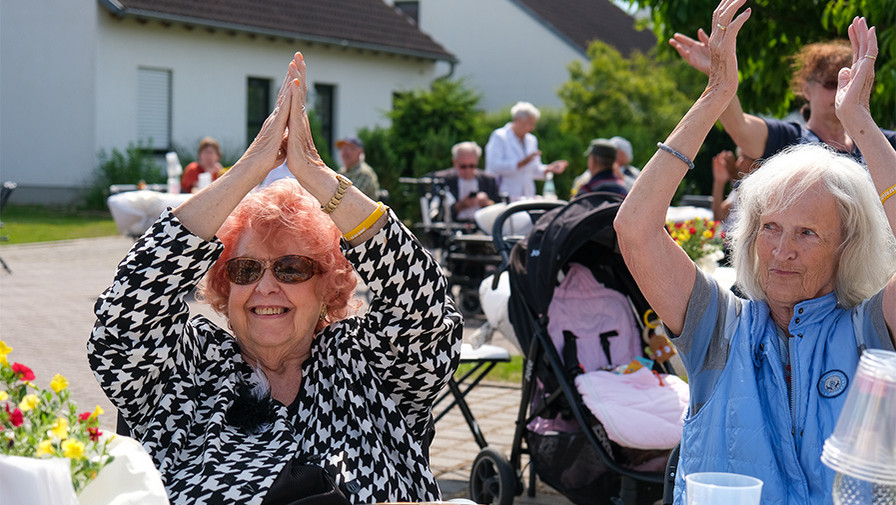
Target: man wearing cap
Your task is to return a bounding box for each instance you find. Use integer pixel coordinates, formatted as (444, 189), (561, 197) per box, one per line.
(336, 136), (380, 199)
(578, 139), (627, 197)
(609, 136), (640, 190)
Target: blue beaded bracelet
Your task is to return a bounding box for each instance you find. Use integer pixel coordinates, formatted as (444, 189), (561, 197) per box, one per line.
(657, 142), (695, 170)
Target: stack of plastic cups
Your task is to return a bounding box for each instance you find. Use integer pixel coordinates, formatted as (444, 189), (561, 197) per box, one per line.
(821, 349), (896, 505)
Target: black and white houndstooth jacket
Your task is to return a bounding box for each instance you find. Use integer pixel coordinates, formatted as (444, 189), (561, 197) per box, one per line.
(88, 210), (463, 504)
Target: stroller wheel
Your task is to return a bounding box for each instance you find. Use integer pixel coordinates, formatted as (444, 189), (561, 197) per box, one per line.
(459, 289), (482, 317)
(469, 447), (517, 505)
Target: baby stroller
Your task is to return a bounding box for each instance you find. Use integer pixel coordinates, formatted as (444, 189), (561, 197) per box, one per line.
(469, 193), (687, 505)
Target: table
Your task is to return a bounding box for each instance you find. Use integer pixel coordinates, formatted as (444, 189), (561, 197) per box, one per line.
(666, 205), (714, 223)
(107, 190), (192, 237)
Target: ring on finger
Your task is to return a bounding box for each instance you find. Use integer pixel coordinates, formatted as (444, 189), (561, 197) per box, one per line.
(716, 23), (727, 31)
(864, 54), (877, 60)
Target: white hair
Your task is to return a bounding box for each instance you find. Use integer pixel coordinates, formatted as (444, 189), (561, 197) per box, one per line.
(451, 141), (482, 159)
(729, 143), (896, 307)
(511, 101), (540, 121)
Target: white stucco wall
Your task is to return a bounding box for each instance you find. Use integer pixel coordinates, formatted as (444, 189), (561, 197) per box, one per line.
(1, 0), (99, 201)
(415, 0), (585, 112)
(2, 1), (444, 203)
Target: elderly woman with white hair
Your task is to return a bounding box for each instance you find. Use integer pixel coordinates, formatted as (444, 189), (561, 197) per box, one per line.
(614, 1), (895, 503)
(485, 101), (568, 200)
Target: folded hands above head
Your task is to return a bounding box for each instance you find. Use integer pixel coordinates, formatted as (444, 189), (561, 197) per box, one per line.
(173, 53), (383, 244)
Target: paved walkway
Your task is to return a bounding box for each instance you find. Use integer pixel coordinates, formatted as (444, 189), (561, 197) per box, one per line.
(0, 236), (571, 504)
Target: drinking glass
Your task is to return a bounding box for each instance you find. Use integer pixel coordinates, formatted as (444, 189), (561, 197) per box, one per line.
(685, 472), (763, 505)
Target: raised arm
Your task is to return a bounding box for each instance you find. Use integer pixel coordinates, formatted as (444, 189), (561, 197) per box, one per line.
(670, 28), (768, 159)
(281, 54), (382, 244)
(171, 64), (295, 240)
(711, 150), (734, 221)
(835, 18), (896, 338)
(616, 0), (751, 335)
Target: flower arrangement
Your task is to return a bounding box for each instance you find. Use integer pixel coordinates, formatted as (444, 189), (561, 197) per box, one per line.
(666, 217), (725, 268)
(0, 339), (114, 493)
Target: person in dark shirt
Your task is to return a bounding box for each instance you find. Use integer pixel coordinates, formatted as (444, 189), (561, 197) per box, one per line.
(578, 138), (627, 197)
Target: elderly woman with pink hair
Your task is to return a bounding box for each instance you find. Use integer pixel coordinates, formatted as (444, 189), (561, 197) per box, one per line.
(89, 54), (462, 505)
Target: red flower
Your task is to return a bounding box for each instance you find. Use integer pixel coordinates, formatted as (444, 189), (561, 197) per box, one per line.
(11, 363), (35, 382)
(9, 408), (23, 427)
(689, 227), (697, 235)
(88, 427), (102, 442)
(79, 412), (92, 422)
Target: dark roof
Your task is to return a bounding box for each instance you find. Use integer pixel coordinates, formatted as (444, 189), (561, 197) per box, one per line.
(513, 0), (655, 55)
(99, 0), (455, 62)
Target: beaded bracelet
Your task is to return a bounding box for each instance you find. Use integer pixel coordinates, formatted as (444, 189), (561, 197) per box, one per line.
(656, 142), (695, 170)
(343, 202), (388, 241)
(881, 183), (896, 205)
(322, 174), (352, 214)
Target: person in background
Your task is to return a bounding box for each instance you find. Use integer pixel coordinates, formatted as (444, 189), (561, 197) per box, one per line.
(710, 146), (756, 225)
(577, 138), (627, 197)
(90, 53), (462, 504)
(434, 141), (500, 223)
(485, 101), (568, 201)
(616, 5), (895, 503)
(670, 24), (896, 162)
(609, 136), (641, 189)
(336, 136), (380, 199)
(181, 136), (225, 193)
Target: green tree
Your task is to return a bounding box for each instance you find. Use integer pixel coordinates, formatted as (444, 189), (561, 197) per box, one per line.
(558, 40), (702, 171)
(634, 0), (896, 128)
(362, 78), (485, 222)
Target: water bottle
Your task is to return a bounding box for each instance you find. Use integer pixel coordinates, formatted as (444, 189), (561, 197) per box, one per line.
(166, 151), (182, 194)
(542, 172), (557, 200)
(833, 473), (896, 505)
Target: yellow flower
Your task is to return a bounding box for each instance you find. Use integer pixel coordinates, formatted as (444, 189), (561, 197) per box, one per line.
(50, 374), (69, 393)
(0, 391), (7, 402)
(0, 340), (11, 365)
(62, 439), (85, 459)
(19, 393), (40, 411)
(51, 417), (69, 440)
(91, 405), (104, 419)
(702, 230), (714, 240)
(36, 439), (55, 457)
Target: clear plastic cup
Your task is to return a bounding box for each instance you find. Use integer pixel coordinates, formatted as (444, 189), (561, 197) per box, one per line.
(686, 472), (763, 505)
(822, 349), (896, 486)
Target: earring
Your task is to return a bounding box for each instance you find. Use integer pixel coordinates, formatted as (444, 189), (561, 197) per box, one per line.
(319, 305), (328, 321)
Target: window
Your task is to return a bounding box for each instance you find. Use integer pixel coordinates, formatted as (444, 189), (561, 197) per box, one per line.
(394, 1), (419, 23)
(314, 83), (335, 151)
(137, 68), (172, 151)
(246, 77), (272, 148)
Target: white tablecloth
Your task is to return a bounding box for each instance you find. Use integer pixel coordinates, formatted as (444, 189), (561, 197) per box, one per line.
(107, 190), (192, 237)
(666, 205), (714, 223)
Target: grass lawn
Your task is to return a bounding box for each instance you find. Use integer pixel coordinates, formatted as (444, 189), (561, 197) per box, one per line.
(0, 205), (119, 244)
(455, 354), (524, 383)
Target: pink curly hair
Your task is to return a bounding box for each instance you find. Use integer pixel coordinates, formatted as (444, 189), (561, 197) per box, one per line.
(200, 178), (358, 333)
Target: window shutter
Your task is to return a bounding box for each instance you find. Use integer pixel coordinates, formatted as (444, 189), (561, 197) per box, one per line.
(137, 68), (172, 149)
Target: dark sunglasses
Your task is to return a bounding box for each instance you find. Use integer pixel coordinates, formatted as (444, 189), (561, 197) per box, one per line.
(224, 255), (319, 285)
(457, 164), (478, 169)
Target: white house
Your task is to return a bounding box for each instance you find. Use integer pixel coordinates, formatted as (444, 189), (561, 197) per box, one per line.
(0, 0), (455, 203)
(399, 0), (655, 112)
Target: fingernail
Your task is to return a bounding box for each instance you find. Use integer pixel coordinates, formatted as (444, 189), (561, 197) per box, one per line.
(293, 78), (300, 86)
(298, 52), (304, 61)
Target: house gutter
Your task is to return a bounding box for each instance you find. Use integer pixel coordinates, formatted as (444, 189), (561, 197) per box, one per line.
(98, 0), (457, 64)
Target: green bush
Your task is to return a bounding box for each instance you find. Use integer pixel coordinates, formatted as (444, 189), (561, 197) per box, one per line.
(83, 142), (164, 210)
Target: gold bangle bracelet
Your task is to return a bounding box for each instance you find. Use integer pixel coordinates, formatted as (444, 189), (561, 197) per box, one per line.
(343, 202), (387, 241)
(880, 183), (896, 205)
(322, 174), (352, 214)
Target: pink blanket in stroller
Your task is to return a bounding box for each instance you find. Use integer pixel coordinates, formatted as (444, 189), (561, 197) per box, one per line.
(575, 369), (688, 450)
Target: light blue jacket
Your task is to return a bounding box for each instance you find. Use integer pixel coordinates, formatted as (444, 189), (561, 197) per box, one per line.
(673, 271), (892, 505)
